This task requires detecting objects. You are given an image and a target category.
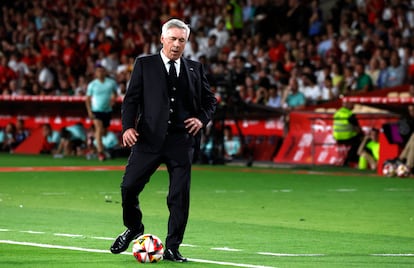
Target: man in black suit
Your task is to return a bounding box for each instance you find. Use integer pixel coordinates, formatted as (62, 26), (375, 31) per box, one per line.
(110, 18), (217, 262)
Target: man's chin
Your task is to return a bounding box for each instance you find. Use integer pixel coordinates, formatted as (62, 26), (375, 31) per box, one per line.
(170, 52), (181, 59)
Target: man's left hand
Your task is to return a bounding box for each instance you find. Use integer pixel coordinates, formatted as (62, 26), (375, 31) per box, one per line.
(185, 117), (203, 136)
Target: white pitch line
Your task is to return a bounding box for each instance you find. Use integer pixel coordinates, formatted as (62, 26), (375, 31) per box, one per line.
(384, 188), (413, 192)
(0, 240), (277, 268)
(371, 254), (414, 257)
(333, 189), (357, 192)
(188, 258), (276, 268)
(271, 189), (292, 193)
(20, 230), (45, 234)
(90, 236), (114, 241)
(41, 192), (67, 196)
(258, 252), (325, 257)
(212, 190), (248, 193)
(53, 233), (84, 238)
(181, 243), (198, 247)
(0, 240), (111, 254)
(212, 247), (243, 252)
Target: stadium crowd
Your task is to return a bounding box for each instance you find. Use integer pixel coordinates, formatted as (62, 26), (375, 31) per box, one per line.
(1, 0), (414, 165)
(0, 0), (413, 107)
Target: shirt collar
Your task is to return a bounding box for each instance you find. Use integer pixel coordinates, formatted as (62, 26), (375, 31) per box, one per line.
(160, 51), (181, 66)
(160, 51), (181, 75)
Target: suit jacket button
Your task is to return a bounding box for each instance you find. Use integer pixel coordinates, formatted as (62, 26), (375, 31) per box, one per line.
(171, 98), (175, 102)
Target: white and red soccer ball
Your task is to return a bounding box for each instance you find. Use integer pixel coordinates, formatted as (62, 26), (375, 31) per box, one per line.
(382, 162), (397, 177)
(382, 161), (410, 178)
(396, 163), (410, 178)
(132, 234), (164, 263)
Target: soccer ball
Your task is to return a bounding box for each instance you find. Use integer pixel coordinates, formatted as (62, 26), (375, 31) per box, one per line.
(132, 234), (164, 263)
(382, 162), (396, 177)
(396, 163), (410, 178)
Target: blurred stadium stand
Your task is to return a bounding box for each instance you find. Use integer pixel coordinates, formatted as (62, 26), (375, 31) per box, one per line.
(1, 0), (414, 171)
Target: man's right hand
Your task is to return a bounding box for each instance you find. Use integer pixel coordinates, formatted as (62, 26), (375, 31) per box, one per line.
(122, 128), (139, 147)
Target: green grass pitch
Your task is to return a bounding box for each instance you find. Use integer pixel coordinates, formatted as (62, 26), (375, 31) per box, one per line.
(0, 153), (413, 267)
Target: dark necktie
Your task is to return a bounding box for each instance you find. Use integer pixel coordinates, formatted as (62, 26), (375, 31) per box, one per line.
(168, 60), (177, 85)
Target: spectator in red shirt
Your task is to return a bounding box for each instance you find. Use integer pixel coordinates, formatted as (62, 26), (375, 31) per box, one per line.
(267, 36), (286, 63)
(39, 37), (55, 64)
(0, 54), (17, 88)
(96, 31), (113, 56)
(62, 37), (77, 67)
(21, 47), (38, 70)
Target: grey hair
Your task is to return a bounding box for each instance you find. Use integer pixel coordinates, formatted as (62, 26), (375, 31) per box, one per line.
(161, 19), (191, 41)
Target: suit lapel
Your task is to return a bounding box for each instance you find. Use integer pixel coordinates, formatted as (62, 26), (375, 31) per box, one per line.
(180, 57), (198, 111)
(156, 54), (169, 77)
(180, 58), (195, 94)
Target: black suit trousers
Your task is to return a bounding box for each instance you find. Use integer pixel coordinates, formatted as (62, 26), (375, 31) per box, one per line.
(121, 132), (195, 250)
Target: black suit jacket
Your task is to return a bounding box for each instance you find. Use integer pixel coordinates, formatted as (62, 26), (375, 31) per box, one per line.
(122, 54), (217, 152)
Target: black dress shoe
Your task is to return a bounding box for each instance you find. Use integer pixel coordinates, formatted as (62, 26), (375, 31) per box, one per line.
(110, 226), (144, 254)
(163, 248), (188, 262)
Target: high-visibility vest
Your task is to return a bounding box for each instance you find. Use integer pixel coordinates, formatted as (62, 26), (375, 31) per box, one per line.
(226, 0), (243, 30)
(366, 140), (380, 160)
(333, 107), (358, 140)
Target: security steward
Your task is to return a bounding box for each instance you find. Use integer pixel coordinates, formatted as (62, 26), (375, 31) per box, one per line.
(333, 101), (363, 166)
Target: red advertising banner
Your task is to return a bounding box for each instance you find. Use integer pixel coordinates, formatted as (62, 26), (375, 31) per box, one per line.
(0, 96), (405, 167)
(273, 111), (400, 166)
(0, 114), (122, 132)
(223, 119), (284, 136)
